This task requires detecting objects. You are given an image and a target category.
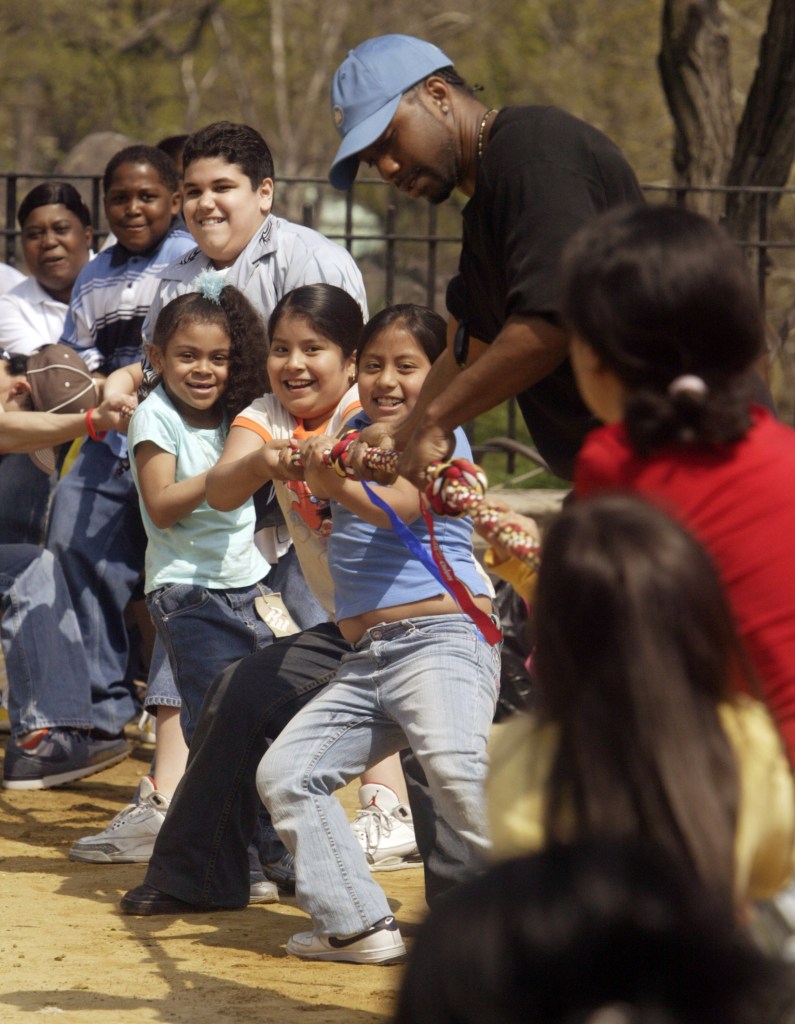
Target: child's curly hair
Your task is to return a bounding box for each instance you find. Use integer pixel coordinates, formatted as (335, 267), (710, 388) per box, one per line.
(150, 286), (269, 421)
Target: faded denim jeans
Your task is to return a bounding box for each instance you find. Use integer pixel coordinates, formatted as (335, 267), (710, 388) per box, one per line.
(258, 614), (500, 936)
(0, 544), (93, 735)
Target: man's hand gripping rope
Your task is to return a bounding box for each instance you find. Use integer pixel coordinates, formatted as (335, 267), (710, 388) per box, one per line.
(291, 429), (541, 570)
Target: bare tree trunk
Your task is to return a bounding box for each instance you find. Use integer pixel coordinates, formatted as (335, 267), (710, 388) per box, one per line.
(724, 0), (795, 238)
(212, 9), (258, 126)
(14, 74), (46, 170)
(267, 0), (354, 220)
(657, 0), (735, 218)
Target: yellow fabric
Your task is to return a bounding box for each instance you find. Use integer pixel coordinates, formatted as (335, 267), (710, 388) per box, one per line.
(487, 696), (795, 903)
(483, 548), (537, 603)
(60, 437), (83, 476)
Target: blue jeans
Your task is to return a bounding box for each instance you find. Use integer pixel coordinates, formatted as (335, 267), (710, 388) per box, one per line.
(143, 543), (328, 714)
(0, 545), (93, 735)
(0, 454), (55, 544)
(46, 439), (145, 736)
(257, 615), (500, 936)
(142, 636), (175, 710)
(147, 581), (275, 743)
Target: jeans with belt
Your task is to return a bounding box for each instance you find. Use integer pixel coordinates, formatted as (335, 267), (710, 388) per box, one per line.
(257, 614), (500, 936)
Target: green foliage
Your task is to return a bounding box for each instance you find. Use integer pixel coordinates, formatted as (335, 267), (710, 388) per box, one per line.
(1, 0), (787, 460)
(469, 401), (568, 490)
(0, 0), (771, 186)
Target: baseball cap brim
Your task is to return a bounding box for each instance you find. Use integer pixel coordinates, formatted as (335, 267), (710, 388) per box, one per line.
(30, 445), (58, 474)
(328, 92), (403, 191)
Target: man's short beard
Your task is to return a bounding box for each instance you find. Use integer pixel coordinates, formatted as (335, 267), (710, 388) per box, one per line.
(427, 178), (455, 204)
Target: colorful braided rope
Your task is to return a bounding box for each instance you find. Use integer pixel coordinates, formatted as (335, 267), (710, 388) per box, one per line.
(292, 434), (541, 569)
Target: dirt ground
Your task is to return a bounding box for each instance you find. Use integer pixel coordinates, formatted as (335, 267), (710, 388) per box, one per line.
(0, 733), (428, 1024)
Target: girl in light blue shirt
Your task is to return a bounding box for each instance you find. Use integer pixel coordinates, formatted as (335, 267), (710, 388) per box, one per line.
(129, 272), (274, 742)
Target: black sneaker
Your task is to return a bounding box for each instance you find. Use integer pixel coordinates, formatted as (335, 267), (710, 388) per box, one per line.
(121, 884), (217, 916)
(2, 728), (130, 790)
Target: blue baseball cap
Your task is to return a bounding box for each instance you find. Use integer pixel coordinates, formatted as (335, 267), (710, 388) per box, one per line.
(328, 35), (452, 191)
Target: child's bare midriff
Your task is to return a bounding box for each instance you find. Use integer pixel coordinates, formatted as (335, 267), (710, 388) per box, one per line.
(339, 590), (493, 644)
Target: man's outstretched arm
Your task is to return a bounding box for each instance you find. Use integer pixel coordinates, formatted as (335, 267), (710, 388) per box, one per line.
(0, 394), (136, 454)
(392, 315), (569, 486)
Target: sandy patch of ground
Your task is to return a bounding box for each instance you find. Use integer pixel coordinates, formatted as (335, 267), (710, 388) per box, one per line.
(0, 736), (426, 1024)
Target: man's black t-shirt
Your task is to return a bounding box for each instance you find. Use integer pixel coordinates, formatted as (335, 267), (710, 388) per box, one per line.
(446, 105), (644, 479)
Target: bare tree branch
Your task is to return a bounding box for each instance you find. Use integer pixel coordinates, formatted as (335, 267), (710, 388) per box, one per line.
(180, 53), (202, 127)
(268, 0), (351, 181)
(116, 0), (218, 56)
(269, 0), (292, 154)
(293, 9), (350, 156)
(725, 0), (795, 234)
(657, 0), (735, 216)
(211, 8), (257, 125)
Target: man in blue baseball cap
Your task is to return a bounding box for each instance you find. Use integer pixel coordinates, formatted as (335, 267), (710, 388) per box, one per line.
(329, 33), (644, 484)
(329, 35), (458, 197)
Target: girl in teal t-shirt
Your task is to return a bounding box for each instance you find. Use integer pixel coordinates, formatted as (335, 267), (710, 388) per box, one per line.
(128, 271), (272, 742)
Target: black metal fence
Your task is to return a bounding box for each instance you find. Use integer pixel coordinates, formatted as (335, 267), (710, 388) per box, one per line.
(3, 171), (794, 476)
(3, 171), (794, 311)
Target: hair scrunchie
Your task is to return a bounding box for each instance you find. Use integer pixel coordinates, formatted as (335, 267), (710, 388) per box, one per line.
(194, 267), (227, 304)
(668, 374), (708, 400)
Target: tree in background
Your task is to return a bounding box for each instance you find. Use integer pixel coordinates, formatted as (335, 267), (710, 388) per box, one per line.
(0, 1), (776, 189)
(2, 1), (792, 418)
(659, 0), (795, 235)
(1, 1), (789, 306)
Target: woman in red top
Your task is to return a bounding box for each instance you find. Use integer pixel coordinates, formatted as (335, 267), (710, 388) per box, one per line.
(557, 203), (795, 764)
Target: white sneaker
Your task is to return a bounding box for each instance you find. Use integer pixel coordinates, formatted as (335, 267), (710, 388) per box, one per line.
(68, 776), (169, 863)
(286, 915), (405, 964)
(248, 873), (280, 904)
(351, 783), (422, 872)
(136, 710), (157, 747)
